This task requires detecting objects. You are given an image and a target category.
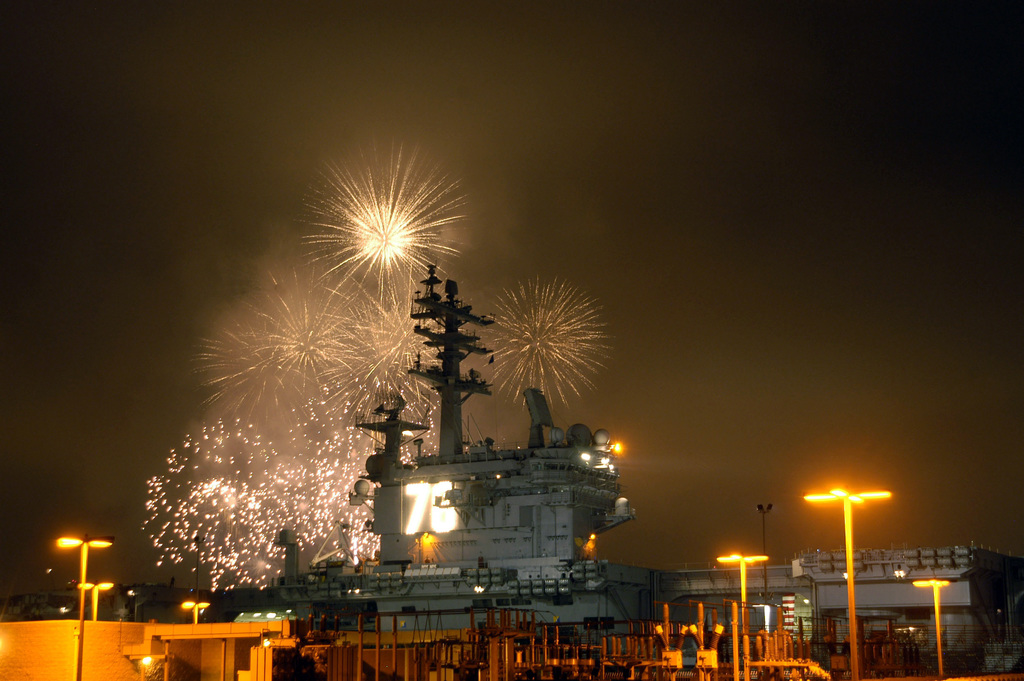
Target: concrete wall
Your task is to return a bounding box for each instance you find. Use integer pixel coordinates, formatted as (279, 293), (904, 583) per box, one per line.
(0, 620), (145, 681)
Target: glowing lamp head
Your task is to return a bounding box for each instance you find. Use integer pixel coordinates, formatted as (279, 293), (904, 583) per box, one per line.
(717, 554), (768, 564)
(57, 535), (115, 549)
(913, 579), (950, 588)
(804, 489), (891, 503)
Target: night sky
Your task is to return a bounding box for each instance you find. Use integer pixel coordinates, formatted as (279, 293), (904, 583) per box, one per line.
(3, 4), (1023, 595)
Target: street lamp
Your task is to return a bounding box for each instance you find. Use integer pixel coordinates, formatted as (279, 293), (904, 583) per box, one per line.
(913, 579), (950, 677)
(804, 488), (890, 681)
(182, 600), (211, 625)
(756, 503), (773, 604)
(81, 582), (115, 621)
(57, 535), (114, 681)
(717, 553), (769, 609)
(718, 554), (768, 681)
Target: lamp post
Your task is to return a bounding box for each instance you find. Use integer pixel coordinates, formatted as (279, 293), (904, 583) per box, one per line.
(182, 600), (211, 625)
(804, 488), (890, 681)
(718, 553), (768, 681)
(57, 535), (114, 681)
(756, 503), (773, 604)
(80, 577), (114, 622)
(914, 579), (950, 677)
(718, 553), (769, 609)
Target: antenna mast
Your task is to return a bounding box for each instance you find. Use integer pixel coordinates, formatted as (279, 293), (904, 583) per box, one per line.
(409, 265), (493, 459)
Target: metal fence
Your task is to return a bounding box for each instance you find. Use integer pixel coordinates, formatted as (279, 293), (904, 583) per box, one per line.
(802, 618), (1024, 677)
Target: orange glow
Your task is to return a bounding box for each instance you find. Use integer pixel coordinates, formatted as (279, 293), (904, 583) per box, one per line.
(804, 489), (891, 503)
(611, 443), (623, 454)
(182, 600), (210, 624)
(913, 579), (950, 588)
(717, 554), (768, 564)
(57, 535), (115, 549)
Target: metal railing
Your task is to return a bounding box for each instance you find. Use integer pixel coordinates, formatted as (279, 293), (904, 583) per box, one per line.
(803, 617), (1024, 677)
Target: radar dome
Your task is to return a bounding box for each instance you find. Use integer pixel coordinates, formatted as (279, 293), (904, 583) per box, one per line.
(567, 423), (592, 446)
(593, 429), (610, 445)
(354, 479), (371, 496)
(550, 427), (565, 446)
(364, 454), (386, 480)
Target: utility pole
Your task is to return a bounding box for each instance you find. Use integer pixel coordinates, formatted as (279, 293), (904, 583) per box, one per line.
(757, 504), (772, 605)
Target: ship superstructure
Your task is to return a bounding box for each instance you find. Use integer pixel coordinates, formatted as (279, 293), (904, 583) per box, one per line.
(221, 266), (647, 627)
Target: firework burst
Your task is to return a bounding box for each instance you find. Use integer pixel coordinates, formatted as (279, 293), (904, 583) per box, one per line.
(489, 278), (610, 405)
(306, 146), (464, 289)
(326, 278), (435, 421)
(198, 266), (355, 425)
(152, 272), (438, 587)
(143, 405), (385, 589)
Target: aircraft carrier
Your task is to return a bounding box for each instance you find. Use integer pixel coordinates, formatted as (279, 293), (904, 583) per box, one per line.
(216, 266), (653, 630)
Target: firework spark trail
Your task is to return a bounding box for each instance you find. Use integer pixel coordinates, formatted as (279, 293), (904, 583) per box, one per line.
(151, 274), (436, 587)
(327, 277), (436, 422)
(489, 278), (610, 406)
(144, 404), (383, 589)
(198, 266), (356, 425)
(305, 146), (464, 291)
(151, 147), (464, 587)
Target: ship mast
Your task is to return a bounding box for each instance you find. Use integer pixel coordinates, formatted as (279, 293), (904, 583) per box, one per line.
(408, 265), (492, 460)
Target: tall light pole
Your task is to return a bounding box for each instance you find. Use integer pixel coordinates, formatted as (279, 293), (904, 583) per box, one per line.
(914, 579), (950, 677)
(756, 504), (773, 605)
(57, 535), (114, 681)
(84, 582), (114, 621)
(718, 553), (768, 681)
(804, 488), (890, 681)
(718, 553), (769, 609)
